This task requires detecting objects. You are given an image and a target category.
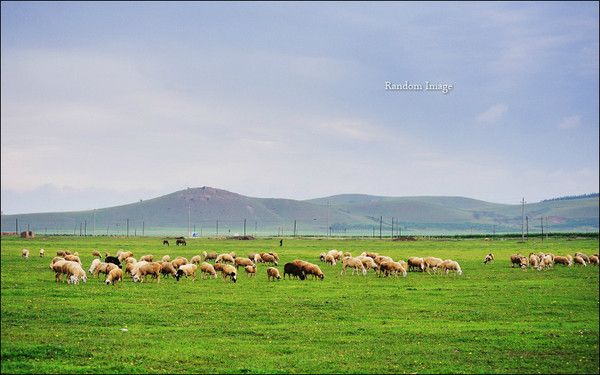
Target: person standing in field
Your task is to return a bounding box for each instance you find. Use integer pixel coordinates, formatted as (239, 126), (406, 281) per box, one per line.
(280, 239), (283, 247)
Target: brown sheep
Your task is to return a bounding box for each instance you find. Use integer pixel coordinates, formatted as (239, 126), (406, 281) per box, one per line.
(423, 257), (443, 273)
(64, 254), (81, 264)
(299, 261), (324, 280)
(407, 257), (425, 272)
(483, 253), (494, 264)
(248, 253), (257, 261)
(213, 263), (225, 272)
(94, 262), (119, 278)
(190, 255), (202, 265)
(118, 251), (134, 262)
(355, 255), (378, 272)
(254, 253), (264, 263)
(439, 260), (463, 275)
(325, 254), (337, 266)
(221, 264), (237, 283)
(510, 254), (524, 268)
(267, 267), (281, 281)
(245, 265), (257, 277)
(589, 255), (599, 265)
(39, 249), (45, 258)
(132, 262), (162, 283)
(105, 268), (123, 285)
(234, 257), (255, 269)
(343, 252), (352, 258)
(374, 255), (394, 266)
(200, 262), (217, 279)
(319, 253), (326, 262)
(176, 264), (198, 281)
(340, 257), (366, 276)
(160, 261), (177, 278)
(171, 256), (188, 269)
(554, 256), (572, 266)
(21, 249), (30, 259)
(260, 253), (278, 265)
(91, 250), (102, 258)
(216, 253), (235, 264)
(56, 250), (66, 257)
(125, 257), (137, 264)
(575, 252), (590, 264)
(269, 252), (280, 262)
(140, 255), (154, 262)
(379, 261), (407, 277)
(202, 251), (218, 262)
(162, 255), (171, 262)
(573, 255), (587, 266)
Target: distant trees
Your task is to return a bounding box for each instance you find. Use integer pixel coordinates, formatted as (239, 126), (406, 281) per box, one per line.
(542, 193), (599, 202)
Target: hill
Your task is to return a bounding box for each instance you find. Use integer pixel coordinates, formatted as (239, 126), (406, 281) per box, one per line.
(1, 187), (598, 236)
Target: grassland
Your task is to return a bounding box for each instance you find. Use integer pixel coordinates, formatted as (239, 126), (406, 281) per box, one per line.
(1, 235), (598, 374)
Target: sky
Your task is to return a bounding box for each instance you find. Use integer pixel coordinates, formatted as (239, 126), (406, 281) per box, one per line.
(1, 2), (599, 214)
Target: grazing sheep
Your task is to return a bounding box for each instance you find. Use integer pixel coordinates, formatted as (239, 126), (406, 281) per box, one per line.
(64, 254), (81, 264)
(343, 252), (352, 258)
(50, 256), (64, 265)
(171, 256), (188, 269)
(94, 262), (119, 278)
(216, 253), (235, 264)
(88, 259), (101, 274)
(298, 261), (324, 280)
(360, 251), (379, 259)
(589, 255), (599, 265)
(439, 260), (463, 275)
(21, 249), (30, 259)
(253, 253), (263, 263)
(573, 255), (587, 266)
(200, 262), (217, 279)
(190, 255), (202, 265)
(283, 262), (306, 280)
(213, 263), (225, 272)
(159, 261), (177, 278)
(554, 256), (572, 266)
(105, 268), (123, 285)
(202, 251), (218, 262)
(39, 249), (45, 258)
(319, 253), (326, 262)
(407, 257), (425, 272)
(125, 257), (137, 264)
(379, 261), (407, 277)
(519, 256), (529, 270)
(248, 252), (257, 261)
(269, 252), (279, 262)
(355, 255), (378, 272)
(125, 260), (139, 275)
(260, 253), (278, 265)
(162, 255), (171, 262)
(325, 254), (337, 266)
(132, 262), (162, 283)
(56, 250), (66, 257)
(483, 253), (494, 264)
(234, 257), (255, 269)
(340, 257), (366, 276)
(64, 262), (87, 284)
(91, 250), (102, 258)
(266, 267), (281, 281)
(423, 257), (444, 273)
(510, 254), (524, 268)
(163, 240), (169, 246)
(175, 264), (198, 281)
(245, 265), (257, 277)
(575, 252), (590, 264)
(221, 264), (237, 283)
(374, 255), (394, 267)
(326, 249), (344, 261)
(541, 254), (554, 269)
(118, 251), (134, 262)
(140, 255), (154, 262)
(529, 254), (541, 270)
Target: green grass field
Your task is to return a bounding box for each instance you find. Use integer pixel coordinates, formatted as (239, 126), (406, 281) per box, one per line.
(1, 235), (598, 374)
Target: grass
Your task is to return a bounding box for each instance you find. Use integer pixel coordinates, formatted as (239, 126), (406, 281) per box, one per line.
(1, 235), (598, 374)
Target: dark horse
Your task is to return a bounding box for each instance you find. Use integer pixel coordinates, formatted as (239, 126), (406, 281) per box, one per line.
(163, 240), (169, 246)
(176, 238), (187, 246)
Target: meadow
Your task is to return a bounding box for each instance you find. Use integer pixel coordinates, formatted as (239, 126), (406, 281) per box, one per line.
(1, 235), (598, 374)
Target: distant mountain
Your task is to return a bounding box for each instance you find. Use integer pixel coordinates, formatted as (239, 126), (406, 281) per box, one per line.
(1, 187), (598, 236)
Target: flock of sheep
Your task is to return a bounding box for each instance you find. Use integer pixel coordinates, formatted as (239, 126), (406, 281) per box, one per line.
(19, 246), (598, 286)
(500, 251), (599, 270)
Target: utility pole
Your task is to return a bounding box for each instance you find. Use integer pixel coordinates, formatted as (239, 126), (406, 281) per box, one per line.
(79, 222), (82, 236)
(293, 220), (297, 237)
(243, 219), (246, 236)
(126, 219), (129, 237)
(379, 216), (383, 239)
(15, 218), (19, 234)
(372, 225), (375, 238)
(541, 217), (544, 242)
(521, 197), (526, 242)
(391, 217), (394, 239)
(84, 220), (87, 236)
(525, 216), (529, 239)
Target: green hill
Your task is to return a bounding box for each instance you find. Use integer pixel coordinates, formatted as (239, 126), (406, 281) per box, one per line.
(1, 187), (597, 236)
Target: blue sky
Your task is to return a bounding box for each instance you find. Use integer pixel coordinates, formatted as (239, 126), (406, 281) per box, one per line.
(1, 2), (598, 213)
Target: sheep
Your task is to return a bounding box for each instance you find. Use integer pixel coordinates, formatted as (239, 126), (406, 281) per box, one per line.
(519, 256), (529, 270)
(260, 253), (278, 265)
(269, 252), (279, 262)
(343, 252), (352, 258)
(325, 254), (337, 266)
(360, 251), (379, 259)
(248, 252), (257, 261)
(51, 259), (69, 282)
(56, 250), (66, 257)
(125, 260), (139, 275)
(374, 255), (394, 266)
(64, 262), (87, 284)
(573, 255), (587, 266)
(105, 268), (123, 285)
(267, 267), (281, 281)
(88, 259), (101, 274)
(200, 262), (217, 279)
(140, 255), (154, 262)
(575, 252), (590, 264)
(162, 255), (171, 262)
(159, 261), (177, 278)
(175, 264), (198, 281)
(64, 254), (81, 264)
(91, 250), (102, 258)
(541, 254), (554, 269)
(340, 257), (366, 276)
(118, 251), (134, 262)
(283, 262), (306, 280)
(190, 255), (202, 265)
(423, 257), (444, 273)
(234, 257), (255, 269)
(21, 249), (30, 259)
(215, 253), (235, 264)
(104, 256), (122, 268)
(326, 249), (343, 261)
(245, 265), (257, 277)
(64, 251), (72, 255)
(319, 253), (326, 262)
(253, 253), (263, 263)
(439, 260), (463, 275)
(589, 255), (599, 265)
(379, 261), (407, 277)
(132, 262), (162, 283)
(298, 261), (324, 280)
(171, 256), (188, 269)
(125, 257), (137, 264)
(220, 264), (237, 283)
(202, 251), (218, 262)
(510, 254), (524, 268)
(213, 263), (225, 272)
(355, 255), (378, 272)
(554, 256), (572, 266)
(407, 257), (425, 272)
(50, 256), (63, 265)
(39, 249), (45, 258)
(228, 252), (237, 259)
(94, 262), (119, 278)
(529, 254), (541, 270)
(483, 253), (494, 264)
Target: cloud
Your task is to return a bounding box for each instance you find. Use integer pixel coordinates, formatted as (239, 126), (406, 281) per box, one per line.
(476, 104), (508, 124)
(557, 115), (581, 130)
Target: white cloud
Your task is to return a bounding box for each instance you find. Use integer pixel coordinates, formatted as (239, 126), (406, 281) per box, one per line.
(557, 115), (581, 130)
(476, 104), (508, 124)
